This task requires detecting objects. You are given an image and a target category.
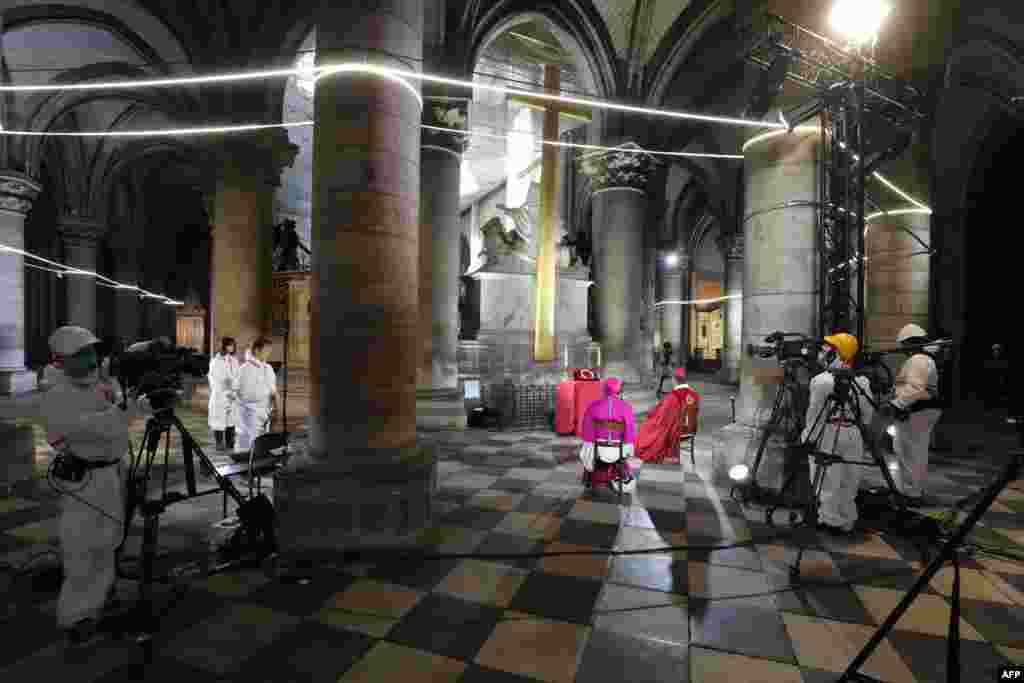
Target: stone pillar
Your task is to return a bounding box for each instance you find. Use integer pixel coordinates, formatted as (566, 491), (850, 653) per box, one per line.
(58, 217), (104, 331)
(659, 256), (683, 362)
(718, 232), (744, 384)
(0, 172), (41, 495)
(677, 253), (693, 367)
(417, 98), (468, 430)
(110, 245), (141, 342)
(712, 127), (820, 484)
(274, 0), (435, 552)
(864, 211), (930, 353)
(209, 133), (297, 351)
(0, 171), (41, 395)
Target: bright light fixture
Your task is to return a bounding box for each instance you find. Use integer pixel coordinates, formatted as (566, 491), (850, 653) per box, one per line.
(0, 121), (315, 137)
(886, 425), (897, 437)
(665, 253), (679, 266)
(830, 0), (892, 45)
(729, 464), (750, 482)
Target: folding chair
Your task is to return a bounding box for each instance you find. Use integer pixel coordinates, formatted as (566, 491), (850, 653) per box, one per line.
(582, 439), (635, 501)
(678, 396), (700, 467)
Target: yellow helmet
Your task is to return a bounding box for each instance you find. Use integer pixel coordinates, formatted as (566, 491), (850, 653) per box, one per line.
(823, 333), (859, 363)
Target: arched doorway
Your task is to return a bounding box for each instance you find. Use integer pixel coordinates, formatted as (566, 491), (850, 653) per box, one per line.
(961, 115), (1024, 401)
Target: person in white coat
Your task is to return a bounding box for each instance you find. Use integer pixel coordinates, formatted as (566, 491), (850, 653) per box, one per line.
(885, 324), (943, 504)
(235, 337), (277, 457)
(16, 326), (150, 645)
(207, 337), (240, 452)
(801, 333), (874, 534)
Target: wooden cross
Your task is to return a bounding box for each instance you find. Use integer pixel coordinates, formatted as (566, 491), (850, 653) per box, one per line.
(507, 65), (591, 362)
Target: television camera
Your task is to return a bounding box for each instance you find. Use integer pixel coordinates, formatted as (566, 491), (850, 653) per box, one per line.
(749, 331), (824, 367)
(108, 342), (209, 411)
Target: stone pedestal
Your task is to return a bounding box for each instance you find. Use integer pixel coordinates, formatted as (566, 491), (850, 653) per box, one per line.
(210, 132), (298, 350)
(416, 105), (468, 430)
(274, 0), (435, 553)
(592, 187), (647, 383)
(712, 127), (820, 485)
(58, 217), (104, 330)
(719, 233), (744, 384)
(0, 171), (42, 396)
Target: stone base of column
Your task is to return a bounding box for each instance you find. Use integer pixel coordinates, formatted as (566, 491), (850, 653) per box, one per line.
(711, 422), (788, 489)
(603, 360), (642, 385)
(0, 422), (36, 496)
(272, 446), (439, 554)
(0, 368), (37, 396)
(416, 388), (467, 431)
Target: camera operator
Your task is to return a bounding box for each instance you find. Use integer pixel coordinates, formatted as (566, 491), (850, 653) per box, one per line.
(881, 324), (942, 505)
(22, 326), (152, 645)
(234, 337), (278, 457)
(801, 333), (874, 535)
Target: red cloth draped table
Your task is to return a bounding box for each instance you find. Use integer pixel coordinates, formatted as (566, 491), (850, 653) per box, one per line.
(555, 379), (604, 436)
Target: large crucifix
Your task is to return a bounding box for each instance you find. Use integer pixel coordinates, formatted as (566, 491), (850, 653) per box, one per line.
(508, 64), (591, 362)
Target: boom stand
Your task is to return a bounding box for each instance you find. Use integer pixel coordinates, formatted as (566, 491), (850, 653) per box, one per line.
(839, 450), (1023, 683)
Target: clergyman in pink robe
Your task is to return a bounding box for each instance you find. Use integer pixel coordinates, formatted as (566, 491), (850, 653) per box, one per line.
(579, 378), (636, 484)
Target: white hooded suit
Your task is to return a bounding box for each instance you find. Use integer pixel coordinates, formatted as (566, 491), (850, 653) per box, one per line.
(235, 350), (277, 454)
(207, 352), (240, 431)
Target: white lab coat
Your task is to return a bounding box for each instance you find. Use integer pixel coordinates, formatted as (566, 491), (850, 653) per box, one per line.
(207, 352), (240, 431)
(891, 353), (942, 497)
(235, 351), (276, 454)
(37, 379), (134, 628)
(801, 371), (875, 531)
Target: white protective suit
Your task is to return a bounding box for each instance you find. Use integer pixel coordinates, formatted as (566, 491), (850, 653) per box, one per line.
(39, 363), (65, 392)
(801, 371), (875, 532)
(235, 350), (276, 454)
(207, 352), (240, 431)
(38, 377), (139, 628)
(891, 353), (942, 497)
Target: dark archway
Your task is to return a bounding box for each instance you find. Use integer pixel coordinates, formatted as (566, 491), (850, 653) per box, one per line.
(961, 115), (1024, 400)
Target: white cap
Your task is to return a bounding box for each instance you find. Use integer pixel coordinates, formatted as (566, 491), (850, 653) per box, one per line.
(48, 326), (100, 356)
(896, 324), (927, 344)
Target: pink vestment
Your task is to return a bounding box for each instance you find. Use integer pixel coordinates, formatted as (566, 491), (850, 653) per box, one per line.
(580, 380), (636, 483)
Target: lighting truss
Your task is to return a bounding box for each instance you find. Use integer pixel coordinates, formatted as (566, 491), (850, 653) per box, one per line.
(746, 12), (926, 341)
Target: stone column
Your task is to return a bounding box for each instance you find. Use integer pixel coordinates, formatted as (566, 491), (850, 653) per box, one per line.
(58, 217), (104, 331)
(209, 133), (298, 351)
(718, 232), (744, 384)
(659, 255), (683, 362)
(712, 127), (820, 484)
(109, 244), (141, 342)
(864, 211), (930, 353)
(677, 252), (693, 367)
(0, 172), (41, 494)
(274, 0), (434, 552)
(592, 187), (647, 383)
(417, 97), (468, 430)
(0, 171), (41, 395)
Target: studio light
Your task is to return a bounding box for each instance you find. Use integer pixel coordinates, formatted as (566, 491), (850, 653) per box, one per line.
(665, 252), (679, 266)
(829, 0), (892, 46)
(729, 464), (750, 482)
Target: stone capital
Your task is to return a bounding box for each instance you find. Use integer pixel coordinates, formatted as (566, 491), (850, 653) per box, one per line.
(718, 232), (744, 261)
(57, 216), (105, 247)
(578, 141), (660, 192)
(422, 95), (469, 155)
(212, 128), (300, 189)
(0, 170), (42, 216)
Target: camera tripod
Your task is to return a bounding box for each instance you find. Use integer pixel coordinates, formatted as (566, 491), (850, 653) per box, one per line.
(787, 370), (907, 579)
(118, 406), (277, 660)
(731, 359), (810, 512)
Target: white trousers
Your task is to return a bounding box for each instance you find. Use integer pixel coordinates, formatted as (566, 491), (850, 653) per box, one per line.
(236, 399), (270, 454)
(58, 463), (123, 628)
(892, 409), (942, 497)
(809, 426), (864, 531)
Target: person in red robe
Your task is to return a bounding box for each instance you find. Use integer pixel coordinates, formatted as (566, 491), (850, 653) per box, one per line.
(636, 367), (700, 463)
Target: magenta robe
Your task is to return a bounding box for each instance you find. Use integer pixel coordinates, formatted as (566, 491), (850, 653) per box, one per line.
(580, 385), (636, 483)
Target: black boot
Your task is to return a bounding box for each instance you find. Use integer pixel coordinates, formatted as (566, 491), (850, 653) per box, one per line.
(213, 430), (224, 451)
(225, 427), (236, 451)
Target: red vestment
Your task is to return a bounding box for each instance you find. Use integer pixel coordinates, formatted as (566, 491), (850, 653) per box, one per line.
(636, 385), (700, 463)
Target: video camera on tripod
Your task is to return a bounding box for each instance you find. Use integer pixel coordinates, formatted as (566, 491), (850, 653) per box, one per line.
(108, 342), (209, 411)
(749, 331), (824, 368)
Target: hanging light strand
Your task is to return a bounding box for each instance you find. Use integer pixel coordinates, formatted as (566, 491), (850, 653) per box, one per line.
(1, 244), (182, 305)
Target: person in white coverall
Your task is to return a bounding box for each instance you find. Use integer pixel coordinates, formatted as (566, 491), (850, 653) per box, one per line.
(801, 333), (874, 534)
(207, 336), (240, 452)
(235, 337), (277, 457)
(885, 324), (943, 504)
(0, 326), (151, 644)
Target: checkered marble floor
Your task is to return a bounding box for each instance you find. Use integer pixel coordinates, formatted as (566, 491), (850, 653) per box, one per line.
(2, 377), (1023, 682)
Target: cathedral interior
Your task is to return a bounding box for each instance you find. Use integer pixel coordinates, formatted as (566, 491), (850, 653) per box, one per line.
(1, 0), (1024, 680)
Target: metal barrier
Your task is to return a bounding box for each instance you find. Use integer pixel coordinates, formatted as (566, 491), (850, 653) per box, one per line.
(480, 383), (557, 431)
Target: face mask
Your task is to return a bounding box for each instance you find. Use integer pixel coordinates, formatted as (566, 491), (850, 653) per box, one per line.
(64, 347), (99, 383)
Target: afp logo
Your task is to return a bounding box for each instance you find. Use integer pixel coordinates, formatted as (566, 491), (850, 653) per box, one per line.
(1001, 668), (1024, 680)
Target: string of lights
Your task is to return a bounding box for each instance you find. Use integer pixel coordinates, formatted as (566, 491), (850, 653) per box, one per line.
(2, 244), (183, 306)
(654, 294), (742, 308)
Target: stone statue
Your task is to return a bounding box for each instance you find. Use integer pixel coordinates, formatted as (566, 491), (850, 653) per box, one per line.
(480, 215), (531, 262)
(558, 229), (591, 269)
(273, 219), (311, 272)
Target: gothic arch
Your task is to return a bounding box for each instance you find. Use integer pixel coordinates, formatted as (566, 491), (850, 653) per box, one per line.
(644, 0), (735, 106)
(464, 0), (620, 96)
